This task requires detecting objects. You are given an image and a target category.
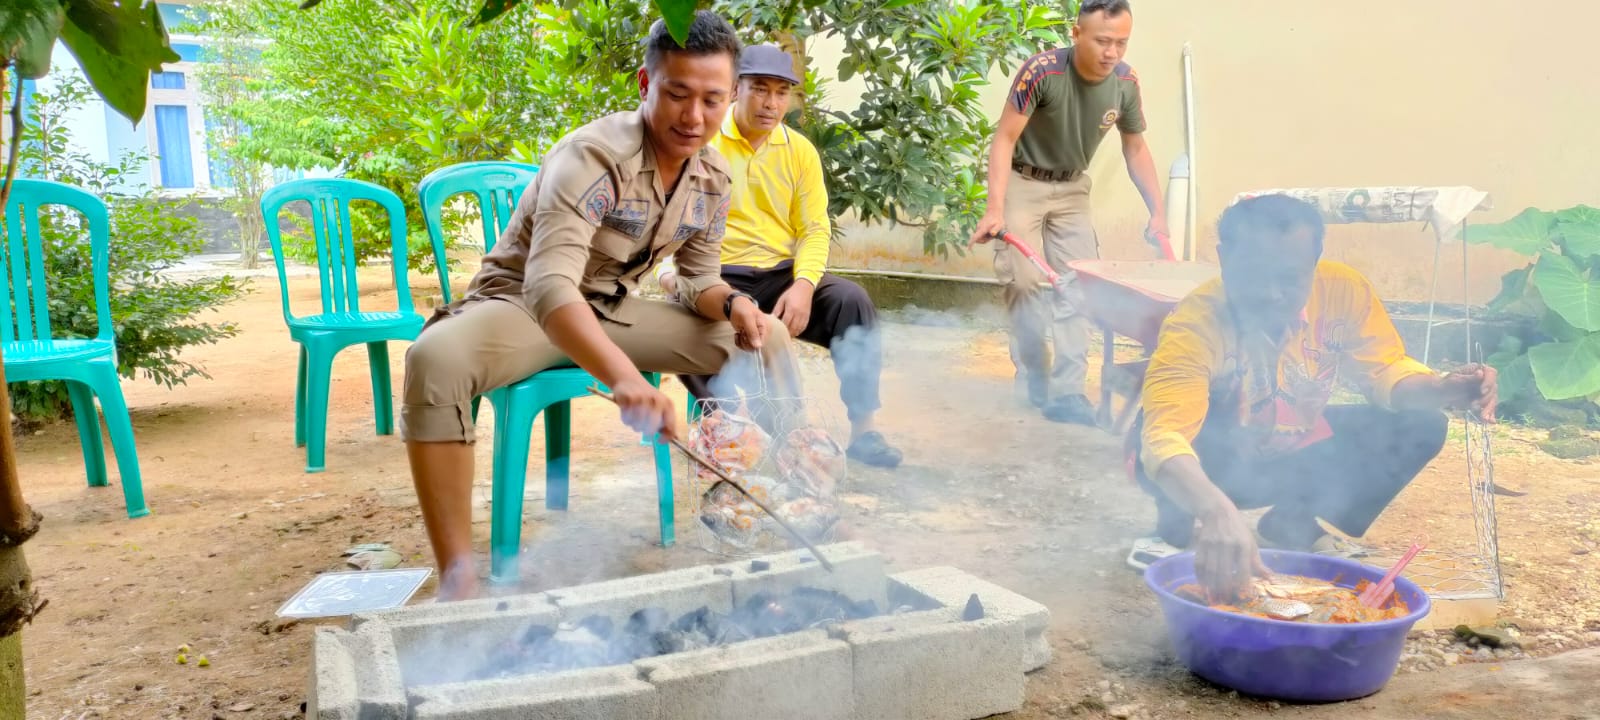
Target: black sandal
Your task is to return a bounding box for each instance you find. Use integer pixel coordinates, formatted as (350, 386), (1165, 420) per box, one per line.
(847, 431), (903, 469)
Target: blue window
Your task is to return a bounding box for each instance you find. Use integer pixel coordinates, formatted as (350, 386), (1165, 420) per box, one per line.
(151, 71), (186, 90)
(171, 42), (203, 62)
(153, 105), (195, 188)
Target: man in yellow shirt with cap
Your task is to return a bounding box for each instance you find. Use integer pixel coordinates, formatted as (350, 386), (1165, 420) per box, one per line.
(660, 44), (902, 468)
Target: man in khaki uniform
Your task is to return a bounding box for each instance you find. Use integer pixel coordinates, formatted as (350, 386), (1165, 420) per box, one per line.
(401, 12), (795, 601)
(969, 0), (1167, 426)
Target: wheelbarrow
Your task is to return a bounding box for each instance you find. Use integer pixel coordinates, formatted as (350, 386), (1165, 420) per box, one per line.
(995, 231), (1217, 433)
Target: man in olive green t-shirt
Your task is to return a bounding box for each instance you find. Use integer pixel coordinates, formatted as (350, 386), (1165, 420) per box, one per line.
(969, 0), (1167, 426)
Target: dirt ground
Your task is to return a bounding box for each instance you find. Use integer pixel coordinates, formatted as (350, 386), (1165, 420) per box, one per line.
(17, 266), (1600, 719)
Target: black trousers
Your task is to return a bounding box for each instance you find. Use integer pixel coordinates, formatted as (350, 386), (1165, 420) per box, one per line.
(682, 261), (883, 422)
(1134, 405), (1449, 548)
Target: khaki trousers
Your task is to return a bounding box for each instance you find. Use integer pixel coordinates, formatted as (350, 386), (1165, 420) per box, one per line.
(993, 171), (1098, 398)
(398, 296), (798, 443)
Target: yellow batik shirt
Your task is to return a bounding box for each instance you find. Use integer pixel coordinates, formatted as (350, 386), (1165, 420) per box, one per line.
(1139, 260), (1435, 478)
(706, 114), (832, 286)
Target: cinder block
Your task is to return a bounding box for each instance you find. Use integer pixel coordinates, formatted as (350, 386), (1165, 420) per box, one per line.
(351, 591), (558, 631)
(636, 629), (854, 720)
(723, 542), (889, 612)
(307, 626), (407, 720)
(410, 665), (659, 720)
(830, 610), (1027, 720)
(375, 599), (563, 687)
(547, 566), (734, 628)
(890, 566), (1053, 671)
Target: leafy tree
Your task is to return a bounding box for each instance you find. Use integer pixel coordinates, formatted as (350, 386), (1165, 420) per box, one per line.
(188, 10), (274, 269)
(716, 0), (1069, 256)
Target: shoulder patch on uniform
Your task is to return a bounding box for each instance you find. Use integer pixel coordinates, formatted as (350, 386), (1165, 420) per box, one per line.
(1012, 48), (1069, 113)
(1115, 62), (1139, 84)
(674, 190), (723, 242)
(578, 173), (617, 226)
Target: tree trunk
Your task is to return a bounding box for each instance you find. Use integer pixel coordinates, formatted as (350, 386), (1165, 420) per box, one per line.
(0, 552), (24, 720)
(0, 342), (40, 720)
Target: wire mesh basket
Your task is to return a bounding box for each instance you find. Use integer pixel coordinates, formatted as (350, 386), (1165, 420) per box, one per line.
(682, 350), (849, 558)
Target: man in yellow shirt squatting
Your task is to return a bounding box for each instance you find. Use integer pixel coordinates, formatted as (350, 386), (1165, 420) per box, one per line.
(659, 44), (903, 468)
(1127, 194), (1498, 599)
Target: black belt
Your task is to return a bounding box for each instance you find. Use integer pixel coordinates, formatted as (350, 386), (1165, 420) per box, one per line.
(1011, 161), (1080, 183)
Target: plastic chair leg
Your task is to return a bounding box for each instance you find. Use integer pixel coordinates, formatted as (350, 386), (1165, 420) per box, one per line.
(366, 341), (394, 436)
(303, 344), (337, 473)
(87, 364), (149, 519)
(294, 345), (308, 448)
(652, 437), (675, 547)
(489, 392), (537, 584)
(66, 380), (108, 488)
(544, 399), (572, 511)
(470, 395), (482, 425)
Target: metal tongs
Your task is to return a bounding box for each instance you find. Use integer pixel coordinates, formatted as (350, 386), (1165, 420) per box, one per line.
(586, 386), (835, 572)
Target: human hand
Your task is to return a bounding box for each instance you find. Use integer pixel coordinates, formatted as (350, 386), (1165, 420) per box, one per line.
(659, 271), (678, 299)
(772, 281), (814, 337)
(610, 375), (680, 443)
(969, 208), (1006, 246)
(1194, 503), (1272, 601)
(1146, 215), (1171, 255)
(1443, 363), (1499, 422)
(729, 295), (770, 351)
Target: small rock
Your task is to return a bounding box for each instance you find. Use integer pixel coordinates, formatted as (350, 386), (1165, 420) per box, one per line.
(1443, 652), (1460, 666)
(228, 703), (255, 712)
(1268, 701), (1282, 709)
(1097, 679), (1112, 692)
(1574, 548), (1591, 556)
(1107, 704), (1140, 719)
(1100, 692), (1117, 705)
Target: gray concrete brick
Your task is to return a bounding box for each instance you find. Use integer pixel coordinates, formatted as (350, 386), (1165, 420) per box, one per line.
(351, 591), (558, 632)
(307, 626), (407, 720)
(546, 565), (734, 628)
(308, 628), (359, 720)
(636, 629), (854, 720)
(409, 666), (659, 720)
(889, 566), (1053, 671)
(830, 610), (1027, 720)
(723, 542), (888, 613)
(377, 600), (563, 687)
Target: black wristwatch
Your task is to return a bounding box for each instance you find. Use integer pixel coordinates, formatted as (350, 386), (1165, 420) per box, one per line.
(723, 290), (755, 319)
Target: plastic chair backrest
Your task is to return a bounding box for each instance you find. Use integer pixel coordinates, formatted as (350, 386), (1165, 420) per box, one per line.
(0, 179), (113, 345)
(417, 161), (540, 305)
(259, 178), (415, 325)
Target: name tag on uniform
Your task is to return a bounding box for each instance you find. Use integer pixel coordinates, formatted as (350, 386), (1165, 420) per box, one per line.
(603, 199), (650, 239)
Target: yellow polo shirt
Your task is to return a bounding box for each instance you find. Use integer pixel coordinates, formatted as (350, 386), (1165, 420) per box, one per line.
(706, 114), (832, 286)
(1140, 261), (1435, 479)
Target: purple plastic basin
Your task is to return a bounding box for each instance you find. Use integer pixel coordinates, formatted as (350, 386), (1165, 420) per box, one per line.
(1144, 549), (1431, 703)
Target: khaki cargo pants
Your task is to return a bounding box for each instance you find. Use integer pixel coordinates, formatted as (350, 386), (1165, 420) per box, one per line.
(398, 296), (797, 443)
(993, 171), (1097, 398)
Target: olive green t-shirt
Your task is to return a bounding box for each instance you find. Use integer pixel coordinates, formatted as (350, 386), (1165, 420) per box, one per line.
(1010, 46), (1145, 174)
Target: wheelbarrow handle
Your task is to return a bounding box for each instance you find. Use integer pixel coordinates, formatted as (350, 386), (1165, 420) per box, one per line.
(995, 231), (1062, 285)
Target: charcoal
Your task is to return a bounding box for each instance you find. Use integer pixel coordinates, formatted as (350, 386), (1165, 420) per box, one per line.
(963, 593), (985, 621)
(750, 560), (771, 572)
(461, 585), (885, 680)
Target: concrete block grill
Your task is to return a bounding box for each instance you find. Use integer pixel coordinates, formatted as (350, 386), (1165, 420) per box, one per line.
(310, 542), (1051, 720)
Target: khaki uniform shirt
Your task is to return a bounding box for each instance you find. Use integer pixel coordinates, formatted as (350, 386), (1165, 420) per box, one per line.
(467, 111), (733, 325)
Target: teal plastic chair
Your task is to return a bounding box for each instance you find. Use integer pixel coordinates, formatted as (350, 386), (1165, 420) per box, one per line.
(1, 179), (147, 517)
(260, 178), (426, 473)
(417, 162), (676, 584)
